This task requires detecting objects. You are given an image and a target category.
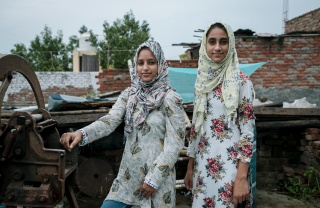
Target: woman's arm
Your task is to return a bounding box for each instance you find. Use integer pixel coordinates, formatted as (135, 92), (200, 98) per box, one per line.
(233, 76), (255, 206)
(60, 88), (130, 150)
(81, 88), (130, 144)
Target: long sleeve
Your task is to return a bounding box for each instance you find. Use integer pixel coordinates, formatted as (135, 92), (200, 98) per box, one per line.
(80, 88), (130, 145)
(237, 77), (255, 163)
(145, 91), (186, 186)
(186, 129), (197, 158)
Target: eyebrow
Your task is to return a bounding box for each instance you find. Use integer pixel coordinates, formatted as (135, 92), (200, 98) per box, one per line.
(208, 37), (228, 40)
(137, 58), (157, 62)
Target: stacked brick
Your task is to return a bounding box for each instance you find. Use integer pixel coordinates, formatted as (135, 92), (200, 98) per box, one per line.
(96, 69), (131, 93)
(285, 8), (320, 34)
(300, 128), (320, 172)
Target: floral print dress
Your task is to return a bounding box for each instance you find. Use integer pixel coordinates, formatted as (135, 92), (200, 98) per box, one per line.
(81, 88), (187, 208)
(187, 72), (256, 208)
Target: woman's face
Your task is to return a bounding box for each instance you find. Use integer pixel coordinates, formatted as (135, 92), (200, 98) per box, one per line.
(137, 48), (158, 82)
(206, 27), (229, 63)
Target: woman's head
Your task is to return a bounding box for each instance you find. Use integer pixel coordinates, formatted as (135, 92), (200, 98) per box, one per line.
(132, 41), (169, 86)
(125, 40), (171, 136)
(193, 22), (240, 134)
(205, 23), (229, 63)
(136, 47), (158, 82)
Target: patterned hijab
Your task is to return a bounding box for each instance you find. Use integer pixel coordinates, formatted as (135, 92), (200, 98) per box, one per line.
(193, 22), (241, 133)
(124, 41), (171, 136)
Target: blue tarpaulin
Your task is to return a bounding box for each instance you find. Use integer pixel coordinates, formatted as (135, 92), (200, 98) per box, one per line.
(168, 62), (266, 103)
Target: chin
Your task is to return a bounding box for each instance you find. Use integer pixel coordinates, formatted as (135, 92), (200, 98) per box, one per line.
(211, 58), (222, 63)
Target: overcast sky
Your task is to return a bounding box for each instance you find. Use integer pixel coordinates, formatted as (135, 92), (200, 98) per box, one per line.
(1, 0), (320, 60)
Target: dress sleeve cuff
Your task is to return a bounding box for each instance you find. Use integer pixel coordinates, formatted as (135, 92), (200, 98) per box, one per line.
(186, 141), (196, 158)
(237, 156), (251, 163)
(79, 129), (89, 146)
(144, 177), (159, 189)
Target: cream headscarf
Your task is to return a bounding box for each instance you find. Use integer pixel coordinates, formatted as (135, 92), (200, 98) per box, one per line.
(193, 22), (240, 134)
(124, 41), (171, 136)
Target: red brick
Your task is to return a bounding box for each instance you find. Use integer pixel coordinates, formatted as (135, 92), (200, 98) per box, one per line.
(305, 134), (320, 141)
(312, 141), (320, 150)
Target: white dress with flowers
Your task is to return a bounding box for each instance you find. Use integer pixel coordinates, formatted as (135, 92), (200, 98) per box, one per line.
(187, 72), (256, 208)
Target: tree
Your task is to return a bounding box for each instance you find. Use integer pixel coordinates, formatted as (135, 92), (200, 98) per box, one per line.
(10, 43), (29, 60)
(10, 10), (149, 71)
(11, 25), (70, 71)
(79, 25), (89, 34)
(91, 10), (151, 69)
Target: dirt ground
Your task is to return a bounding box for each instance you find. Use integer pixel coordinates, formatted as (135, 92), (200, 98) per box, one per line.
(175, 187), (320, 208)
(59, 186), (320, 208)
(255, 189), (320, 208)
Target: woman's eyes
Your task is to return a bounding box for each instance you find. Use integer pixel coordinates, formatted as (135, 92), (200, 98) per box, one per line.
(137, 60), (156, 65)
(208, 39), (228, 45)
(220, 40), (228, 45)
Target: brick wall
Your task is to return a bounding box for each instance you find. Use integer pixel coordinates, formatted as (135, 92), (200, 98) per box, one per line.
(257, 127), (320, 186)
(96, 69), (131, 93)
(236, 34), (320, 106)
(285, 8), (320, 33)
(3, 72), (99, 108)
(3, 35), (320, 108)
(2, 69), (132, 108)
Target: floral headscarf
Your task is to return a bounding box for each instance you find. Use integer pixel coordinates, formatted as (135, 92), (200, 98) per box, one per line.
(193, 22), (241, 134)
(124, 41), (171, 136)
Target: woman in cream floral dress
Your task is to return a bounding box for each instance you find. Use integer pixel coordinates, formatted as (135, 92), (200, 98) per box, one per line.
(184, 22), (256, 208)
(60, 41), (188, 208)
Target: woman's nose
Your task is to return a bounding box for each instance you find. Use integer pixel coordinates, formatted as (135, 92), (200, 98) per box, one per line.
(214, 43), (221, 51)
(142, 63), (149, 70)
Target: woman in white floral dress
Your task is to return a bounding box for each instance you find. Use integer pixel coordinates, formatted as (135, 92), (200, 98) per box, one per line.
(60, 41), (188, 208)
(184, 22), (256, 208)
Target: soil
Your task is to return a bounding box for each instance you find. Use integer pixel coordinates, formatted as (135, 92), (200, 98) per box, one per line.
(56, 186), (320, 207)
(175, 187), (320, 208)
(255, 189), (320, 208)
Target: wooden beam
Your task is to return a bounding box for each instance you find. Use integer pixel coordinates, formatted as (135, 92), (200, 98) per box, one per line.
(254, 107), (320, 117)
(1, 109), (110, 127)
(256, 119), (320, 129)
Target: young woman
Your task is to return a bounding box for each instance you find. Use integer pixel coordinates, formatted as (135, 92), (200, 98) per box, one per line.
(60, 41), (188, 208)
(184, 22), (256, 208)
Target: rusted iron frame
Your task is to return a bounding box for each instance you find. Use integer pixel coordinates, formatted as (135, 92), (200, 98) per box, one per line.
(0, 55), (79, 208)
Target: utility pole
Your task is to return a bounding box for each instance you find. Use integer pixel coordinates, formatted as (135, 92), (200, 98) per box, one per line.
(283, 0), (289, 34)
(107, 42), (110, 69)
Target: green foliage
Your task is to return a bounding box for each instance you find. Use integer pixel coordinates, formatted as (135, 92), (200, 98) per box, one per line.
(11, 25), (72, 71)
(283, 166), (320, 200)
(10, 11), (150, 71)
(10, 43), (28, 58)
(79, 25), (89, 34)
(304, 166), (320, 191)
(91, 10), (151, 69)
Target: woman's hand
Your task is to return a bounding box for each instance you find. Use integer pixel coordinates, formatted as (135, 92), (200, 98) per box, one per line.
(60, 131), (83, 152)
(184, 169), (193, 190)
(233, 176), (249, 206)
(233, 161), (250, 207)
(140, 182), (156, 199)
(184, 157), (194, 190)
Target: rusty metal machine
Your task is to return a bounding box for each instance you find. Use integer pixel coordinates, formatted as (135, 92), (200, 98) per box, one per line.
(0, 55), (79, 207)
